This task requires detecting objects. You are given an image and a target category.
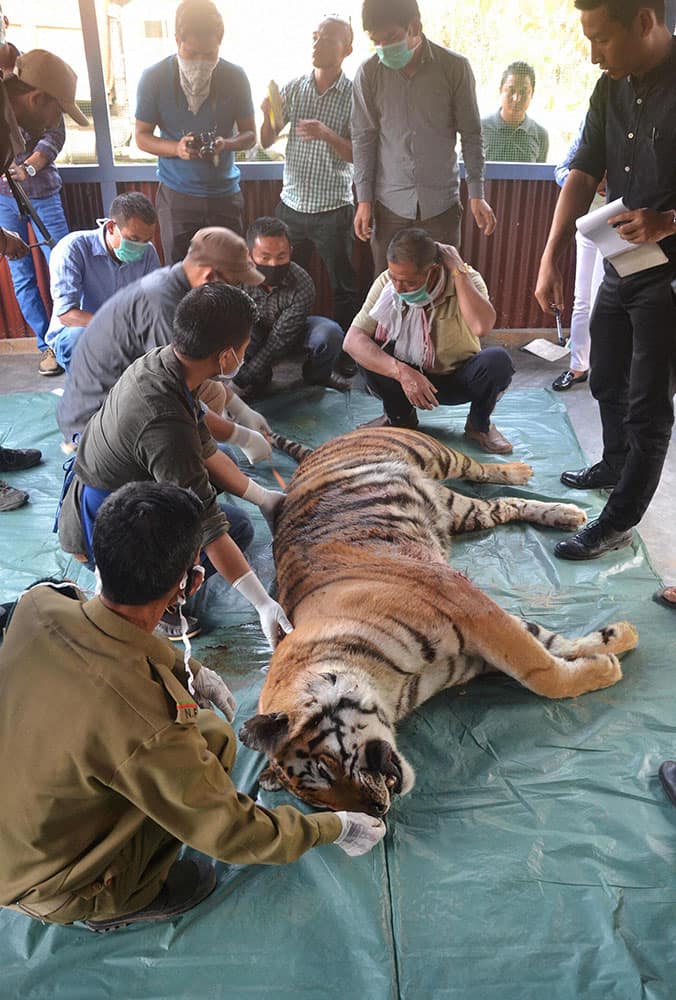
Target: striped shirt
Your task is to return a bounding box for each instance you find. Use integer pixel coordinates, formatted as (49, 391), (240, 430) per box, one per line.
(279, 72), (353, 214)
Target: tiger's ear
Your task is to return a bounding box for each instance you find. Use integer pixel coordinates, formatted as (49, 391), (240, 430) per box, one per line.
(239, 712), (290, 754)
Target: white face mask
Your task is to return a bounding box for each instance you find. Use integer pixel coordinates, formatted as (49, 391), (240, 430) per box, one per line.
(175, 565), (205, 691)
(177, 55), (218, 113)
(218, 347), (244, 380)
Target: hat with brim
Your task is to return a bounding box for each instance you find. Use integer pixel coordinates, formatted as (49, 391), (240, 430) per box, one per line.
(14, 50), (89, 127)
(187, 228), (265, 286)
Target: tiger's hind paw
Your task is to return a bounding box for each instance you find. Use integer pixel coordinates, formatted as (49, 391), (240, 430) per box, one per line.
(600, 621), (639, 656)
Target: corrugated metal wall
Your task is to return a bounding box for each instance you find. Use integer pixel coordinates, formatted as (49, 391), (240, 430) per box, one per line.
(0, 178), (573, 340)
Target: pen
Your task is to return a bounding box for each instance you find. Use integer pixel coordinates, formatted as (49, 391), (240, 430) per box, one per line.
(554, 307), (565, 346)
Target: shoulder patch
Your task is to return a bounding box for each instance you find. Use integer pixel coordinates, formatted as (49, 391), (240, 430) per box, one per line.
(176, 702), (200, 724)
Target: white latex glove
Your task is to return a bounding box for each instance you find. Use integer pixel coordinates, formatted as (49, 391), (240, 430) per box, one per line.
(232, 570), (293, 649)
(192, 665), (236, 723)
(242, 479), (285, 530)
(226, 423), (272, 465)
(334, 812), (387, 856)
(226, 392), (272, 436)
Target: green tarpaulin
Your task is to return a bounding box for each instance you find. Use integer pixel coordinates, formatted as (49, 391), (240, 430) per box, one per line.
(1, 387), (674, 999)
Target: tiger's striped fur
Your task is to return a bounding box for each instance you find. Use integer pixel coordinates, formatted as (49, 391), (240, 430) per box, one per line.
(239, 428), (638, 816)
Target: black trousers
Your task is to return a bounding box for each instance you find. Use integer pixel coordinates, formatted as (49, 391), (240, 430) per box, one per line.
(156, 183), (244, 264)
(590, 260), (676, 532)
(275, 201), (359, 333)
(364, 344), (514, 431)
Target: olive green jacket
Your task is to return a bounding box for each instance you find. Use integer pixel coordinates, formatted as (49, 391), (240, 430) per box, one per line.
(0, 585), (340, 910)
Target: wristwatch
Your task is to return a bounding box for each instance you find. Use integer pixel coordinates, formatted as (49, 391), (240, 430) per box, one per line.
(24, 164), (37, 177)
(451, 263), (472, 279)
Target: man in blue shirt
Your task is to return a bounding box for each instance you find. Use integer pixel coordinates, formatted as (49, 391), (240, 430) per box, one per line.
(46, 191), (160, 370)
(134, 0), (255, 263)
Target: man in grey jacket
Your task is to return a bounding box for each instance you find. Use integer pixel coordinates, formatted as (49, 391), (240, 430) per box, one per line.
(351, 0), (496, 274)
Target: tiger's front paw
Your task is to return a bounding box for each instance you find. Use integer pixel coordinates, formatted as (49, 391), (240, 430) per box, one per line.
(551, 503), (587, 530)
(499, 461), (534, 485)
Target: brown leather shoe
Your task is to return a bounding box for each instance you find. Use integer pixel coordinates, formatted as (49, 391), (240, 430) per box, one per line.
(464, 420), (513, 454)
(359, 412), (419, 430)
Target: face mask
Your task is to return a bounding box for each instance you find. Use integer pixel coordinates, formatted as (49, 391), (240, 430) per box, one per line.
(175, 565), (205, 689)
(115, 235), (149, 264)
(397, 282), (432, 306)
(256, 262), (291, 286)
(375, 40), (416, 71)
(219, 347), (244, 380)
(177, 55), (218, 93)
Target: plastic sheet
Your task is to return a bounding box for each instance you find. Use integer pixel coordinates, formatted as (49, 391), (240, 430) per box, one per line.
(1, 387), (675, 999)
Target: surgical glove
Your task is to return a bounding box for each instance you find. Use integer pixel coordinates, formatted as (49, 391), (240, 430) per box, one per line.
(226, 392), (272, 436)
(226, 423), (272, 465)
(334, 812), (387, 856)
(232, 570), (293, 649)
(192, 665), (236, 722)
(242, 479), (285, 530)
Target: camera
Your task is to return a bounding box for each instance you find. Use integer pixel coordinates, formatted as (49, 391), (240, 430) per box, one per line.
(185, 129), (219, 159)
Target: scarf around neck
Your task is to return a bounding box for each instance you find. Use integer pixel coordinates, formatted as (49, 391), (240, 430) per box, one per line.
(369, 266), (447, 369)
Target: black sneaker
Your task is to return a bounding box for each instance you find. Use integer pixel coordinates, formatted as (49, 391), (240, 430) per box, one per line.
(554, 519), (633, 560)
(0, 447), (42, 473)
(84, 858), (217, 932)
(0, 481), (29, 512)
(154, 607), (201, 641)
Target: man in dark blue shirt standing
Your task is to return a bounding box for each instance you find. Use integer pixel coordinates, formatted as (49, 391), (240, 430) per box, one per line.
(536, 0), (676, 560)
(134, 0), (256, 262)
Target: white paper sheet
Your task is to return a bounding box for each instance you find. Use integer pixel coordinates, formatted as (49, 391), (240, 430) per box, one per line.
(576, 198), (667, 276)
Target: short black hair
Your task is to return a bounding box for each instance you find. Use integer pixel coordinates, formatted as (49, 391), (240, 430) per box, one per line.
(501, 61), (536, 91)
(175, 0), (224, 41)
(109, 191), (157, 227)
(172, 282), (256, 359)
(245, 216), (291, 251)
(387, 228), (438, 271)
(93, 483), (203, 606)
(574, 0), (665, 27)
(362, 0), (420, 32)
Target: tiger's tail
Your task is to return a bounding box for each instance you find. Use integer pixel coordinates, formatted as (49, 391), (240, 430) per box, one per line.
(269, 432), (314, 466)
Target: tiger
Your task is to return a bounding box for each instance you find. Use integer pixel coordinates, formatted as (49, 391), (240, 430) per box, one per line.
(239, 427), (638, 817)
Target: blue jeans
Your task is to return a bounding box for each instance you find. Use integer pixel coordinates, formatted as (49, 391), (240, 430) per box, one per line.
(51, 326), (85, 371)
(0, 191), (69, 349)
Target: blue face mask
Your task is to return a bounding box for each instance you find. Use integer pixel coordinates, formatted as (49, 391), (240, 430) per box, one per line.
(397, 282), (432, 306)
(375, 40), (416, 71)
(115, 236), (149, 264)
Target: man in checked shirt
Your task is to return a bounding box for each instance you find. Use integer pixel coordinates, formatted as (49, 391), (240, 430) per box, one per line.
(234, 216), (351, 398)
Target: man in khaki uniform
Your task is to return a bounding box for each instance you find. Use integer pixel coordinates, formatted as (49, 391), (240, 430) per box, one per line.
(344, 228), (515, 453)
(0, 482), (386, 931)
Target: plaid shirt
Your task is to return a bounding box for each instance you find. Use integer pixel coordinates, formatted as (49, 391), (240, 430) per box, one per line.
(280, 72), (353, 214)
(238, 262), (315, 385)
(0, 120), (65, 199)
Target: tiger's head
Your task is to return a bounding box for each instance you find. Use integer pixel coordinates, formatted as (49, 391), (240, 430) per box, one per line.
(239, 670), (415, 816)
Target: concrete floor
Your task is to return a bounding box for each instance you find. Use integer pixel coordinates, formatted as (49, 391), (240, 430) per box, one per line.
(1, 345), (674, 584)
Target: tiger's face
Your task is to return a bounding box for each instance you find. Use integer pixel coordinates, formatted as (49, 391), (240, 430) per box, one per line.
(239, 671), (415, 816)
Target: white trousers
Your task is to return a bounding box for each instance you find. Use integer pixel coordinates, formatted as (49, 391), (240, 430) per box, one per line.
(569, 231), (605, 372)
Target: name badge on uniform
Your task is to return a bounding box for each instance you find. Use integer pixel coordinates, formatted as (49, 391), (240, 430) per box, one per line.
(176, 701), (199, 724)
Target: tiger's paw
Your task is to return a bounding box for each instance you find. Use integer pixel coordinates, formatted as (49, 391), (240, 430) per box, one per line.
(549, 503), (587, 530)
(600, 621), (639, 656)
(498, 462), (534, 485)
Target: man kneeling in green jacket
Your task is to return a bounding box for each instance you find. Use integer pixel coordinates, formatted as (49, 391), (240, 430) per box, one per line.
(0, 482), (385, 931)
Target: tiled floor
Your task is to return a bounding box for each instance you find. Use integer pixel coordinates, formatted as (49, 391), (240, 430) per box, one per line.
(1, 346), (674, 584)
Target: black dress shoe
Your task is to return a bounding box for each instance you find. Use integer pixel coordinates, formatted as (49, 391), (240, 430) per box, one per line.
(552, 369), (588, 391)
(658, 761), (676, 807)
(554, 519), (633, 560)
(0, 446), (42, 473)
(560, 462), (618, 490)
